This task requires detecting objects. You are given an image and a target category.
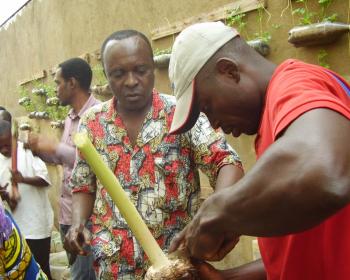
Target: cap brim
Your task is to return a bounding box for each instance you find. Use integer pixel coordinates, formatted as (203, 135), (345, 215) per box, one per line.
(169, 81), (200, 134)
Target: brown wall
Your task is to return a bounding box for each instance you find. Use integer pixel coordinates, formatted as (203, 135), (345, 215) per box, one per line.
(1, 0), (350, 269)
(1, 0), (349, 114)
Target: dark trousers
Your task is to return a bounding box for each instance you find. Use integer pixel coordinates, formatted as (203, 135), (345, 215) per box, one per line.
(26, 237), (52, 280)
(60, 224), (96, 280)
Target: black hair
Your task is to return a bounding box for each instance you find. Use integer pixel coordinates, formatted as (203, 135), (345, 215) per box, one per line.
(58, 58), (92, 91)
(0, 106), (7, 111)
(100, 29), (153, 70)
(0, 120), (11, 136)
(0, 110), (12, 122)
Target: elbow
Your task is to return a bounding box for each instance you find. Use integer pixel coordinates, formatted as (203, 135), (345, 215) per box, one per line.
(296, 158), (350, 216)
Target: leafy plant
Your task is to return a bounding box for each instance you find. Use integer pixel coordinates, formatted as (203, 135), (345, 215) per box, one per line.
(254, 4), (272, 43)
(18, 81), (69, 121)
(19, 86), (35, 112)
(292, 7), (316, 25)
(226, 7), (247, 35)
(272, 24), (282, 29)
(318, 0), (337, 22)
(92, 64), (107, 86)
(318, 49), (330, 68)
(153, 47), (172, 56)
(253, 31), (272, 43)
(292, 0), (337, 25)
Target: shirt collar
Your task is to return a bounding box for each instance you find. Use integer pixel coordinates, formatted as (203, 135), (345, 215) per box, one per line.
(104, 89), (161, 123)
(68, 94), (98, 120)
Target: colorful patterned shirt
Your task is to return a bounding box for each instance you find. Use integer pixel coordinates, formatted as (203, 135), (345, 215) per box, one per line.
(70, 91), (242, 279)
(0, 208), (48, 280)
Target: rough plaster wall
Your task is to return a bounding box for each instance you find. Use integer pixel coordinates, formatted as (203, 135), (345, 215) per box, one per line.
(1, 0), (350, 271)
(0, 0), (232, 117)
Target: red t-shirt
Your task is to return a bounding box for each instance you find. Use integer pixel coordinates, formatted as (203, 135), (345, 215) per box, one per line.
(255, 59), (350, 280)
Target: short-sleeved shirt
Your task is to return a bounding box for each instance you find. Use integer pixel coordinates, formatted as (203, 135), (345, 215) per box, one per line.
(0, 208), (48, 279)
(255, 59), (350, 280)
(39, 94), (100, 225)
(70, 90), (242, 279)
(59, 94), (100, 225)
(0, 142), (53, 239)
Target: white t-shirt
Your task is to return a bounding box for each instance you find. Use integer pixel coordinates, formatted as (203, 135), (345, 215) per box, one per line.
(0, 141), (53, 239)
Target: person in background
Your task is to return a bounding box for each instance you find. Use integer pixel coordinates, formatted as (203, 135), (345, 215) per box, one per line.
(0, 120), (53, 279)
(63, 29), (244, 279)
(0, 107), (12, 122)
(168, 21), (350, 280)
(26, 57), (99, 280)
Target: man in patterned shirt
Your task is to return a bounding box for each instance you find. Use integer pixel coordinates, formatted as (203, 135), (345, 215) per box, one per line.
(64, 29), (243, 279)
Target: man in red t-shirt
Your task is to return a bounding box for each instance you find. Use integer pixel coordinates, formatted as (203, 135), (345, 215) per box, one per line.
(168, 22), (350, 280)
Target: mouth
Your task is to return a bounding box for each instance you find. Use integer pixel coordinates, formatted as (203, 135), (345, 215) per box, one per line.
(125, 92), (143, 101)
(125, 96), (142, 102)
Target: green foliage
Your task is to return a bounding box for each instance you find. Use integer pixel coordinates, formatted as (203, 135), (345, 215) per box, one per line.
(292, 7), (316, 25)
(255, 5), (271, 43)
(226, 7), (247, 34)
(322, 13), (338, 22)
(292, 0), (337, 25)
(153, 47), (172, 56)
(253, 31), (271, 43)
(318, 0), (337, 22)
(318, 49), (330, 68)
(18, 81), (69, 121)
(19, 86), (35, 112)
(92, 64), (107, 86)
(225, 4), (271, 45)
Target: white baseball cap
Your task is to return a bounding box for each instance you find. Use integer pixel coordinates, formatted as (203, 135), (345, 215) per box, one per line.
(168, 21), (239, 134)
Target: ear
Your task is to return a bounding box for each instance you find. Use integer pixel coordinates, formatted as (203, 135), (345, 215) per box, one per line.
(216, 58), (240, 83)
(68, 77), (77, 89)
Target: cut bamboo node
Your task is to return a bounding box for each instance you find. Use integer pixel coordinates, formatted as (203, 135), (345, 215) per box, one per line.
(145, 257), (196, 280)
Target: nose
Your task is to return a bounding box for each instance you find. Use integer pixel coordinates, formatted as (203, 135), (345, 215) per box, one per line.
(125, 72), (138, 88)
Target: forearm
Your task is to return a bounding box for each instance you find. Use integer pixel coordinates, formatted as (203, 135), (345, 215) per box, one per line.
(71, 192), (95, 226)
(34, 149), (61, 165)
(55, 143), (76, 168)
(221, 259), (266, 280)
(206, 138), (350, 236)
(21, 176), (49, 187)
(215, 164), (244, 192)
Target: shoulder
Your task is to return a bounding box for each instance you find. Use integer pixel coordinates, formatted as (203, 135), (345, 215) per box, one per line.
(81, 99), (111, 121)
(186, 113), (224, 143)
(18, 141), (45, 163)
(270, 59), (327, 89)
(158, 93), (176, 108)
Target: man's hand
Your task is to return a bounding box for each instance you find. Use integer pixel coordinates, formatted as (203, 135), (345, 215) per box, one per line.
(192, 259), (267, 280)
(169, 202), (240, 261)
(0, 183), (9, 201)
(10, 170), (24, 184)
(25, 133), (59, 155)
(64, 224), (92, 264)
(192, 260), (226, 280)
(0, 183), (18, 211)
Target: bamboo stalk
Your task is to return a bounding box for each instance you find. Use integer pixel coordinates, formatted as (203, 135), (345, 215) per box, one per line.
(73, 132), (170, 269)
